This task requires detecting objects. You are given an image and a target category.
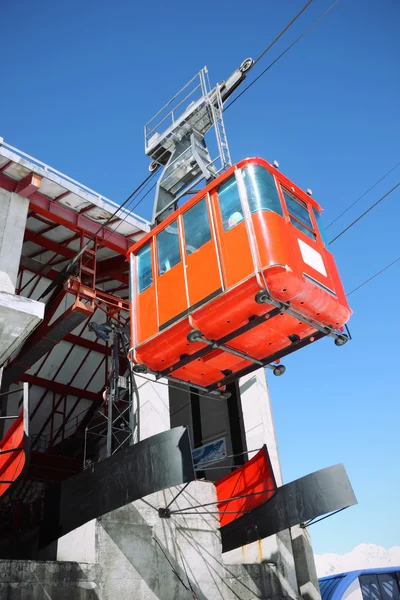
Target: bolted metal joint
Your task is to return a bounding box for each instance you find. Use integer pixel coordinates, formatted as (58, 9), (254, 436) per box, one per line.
(158, 507), (171, 519)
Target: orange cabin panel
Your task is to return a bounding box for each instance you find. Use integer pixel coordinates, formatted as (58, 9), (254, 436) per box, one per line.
(134, 242), (158, 345)
(128, 157), (352, 391)
(182, 197), (222, 307)
(155, 218), (188, 328)
(210, 182), (254, 290)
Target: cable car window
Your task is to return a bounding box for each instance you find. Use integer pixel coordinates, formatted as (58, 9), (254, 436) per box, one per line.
(313, 207), (330, 248)
(157, 222), (181, 276)
(242, 165), (283, 216)
(137, 243), (153, 293)
(183, 198), (212, 254)
(218, 175), (244, 231)
(283, 190), (316, 240)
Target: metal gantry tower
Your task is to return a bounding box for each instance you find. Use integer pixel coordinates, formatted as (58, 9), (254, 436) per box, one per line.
(145, 58), (254, 224)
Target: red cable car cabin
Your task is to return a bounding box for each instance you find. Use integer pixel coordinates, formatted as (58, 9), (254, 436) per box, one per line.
(127, 157), (351, 392)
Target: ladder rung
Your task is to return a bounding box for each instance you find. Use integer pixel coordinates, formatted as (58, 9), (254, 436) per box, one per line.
(81, 266), (95, 275)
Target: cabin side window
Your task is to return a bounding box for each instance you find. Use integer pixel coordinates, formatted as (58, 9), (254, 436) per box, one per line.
(137, 243), (153, 293)
(242, 165), (283, 216)
(282, 189), (316, 240)
(183, 198), (212, 254)
(312, 207), (330, 248)
(157, 221), (181, 275)
(218, 175), (244, 231)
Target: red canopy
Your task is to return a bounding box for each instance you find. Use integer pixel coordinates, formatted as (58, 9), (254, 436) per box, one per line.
(215, 446), (277, 527)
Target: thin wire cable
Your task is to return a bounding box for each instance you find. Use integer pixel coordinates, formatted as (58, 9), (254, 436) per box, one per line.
(329, 183), (399, 244)
(96, 180), (157, 252)
(326, 159), (400, 229)
(225, 0), (341, 111)
(38, 170), (157, 299)
(86, 3), (316, 245)
(303, 507), (346, 528)
(254, 0), (314, 65)
(347, 257), (400, 297)
(133, 372), (228, 404)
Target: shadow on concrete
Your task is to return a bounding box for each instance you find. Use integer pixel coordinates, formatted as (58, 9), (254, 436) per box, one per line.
(98, 497), (287, 600)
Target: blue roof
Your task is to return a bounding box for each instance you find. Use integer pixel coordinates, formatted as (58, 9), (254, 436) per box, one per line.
(319, 567), (400, 600)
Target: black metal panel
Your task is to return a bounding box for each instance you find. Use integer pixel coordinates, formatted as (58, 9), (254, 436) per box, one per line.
(220, 463), (357, 553)
(40, 426), (194, 547)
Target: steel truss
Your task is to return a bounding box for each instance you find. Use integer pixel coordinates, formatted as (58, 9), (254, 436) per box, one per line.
(84, 322), (139, 463)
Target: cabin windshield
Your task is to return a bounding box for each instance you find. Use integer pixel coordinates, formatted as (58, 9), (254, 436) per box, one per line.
(242, 165), (283, 216)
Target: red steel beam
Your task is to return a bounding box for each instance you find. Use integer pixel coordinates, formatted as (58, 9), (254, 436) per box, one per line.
(0, 172), (131, 254)
(15, 173), (41, 198)
(22, 374), (102, 404)
(64, 333), (109, 355)
(24, 229), (76, 259)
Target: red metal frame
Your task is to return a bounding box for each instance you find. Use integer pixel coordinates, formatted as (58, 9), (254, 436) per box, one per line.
(0, 172), (131, 254)
(0, 164), (137, 502)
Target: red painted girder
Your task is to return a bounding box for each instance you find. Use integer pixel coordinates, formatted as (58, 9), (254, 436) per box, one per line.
(0, 172), (130, 255)
(64, 333), (108, 354)
(24, 229), (76, 259)
(22, 374), (102, 404)
(15, 173), (41, 198)
(66, 277), (130, 312)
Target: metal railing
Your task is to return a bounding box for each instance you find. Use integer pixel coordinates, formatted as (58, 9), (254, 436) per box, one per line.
(0, 138), (150, 231)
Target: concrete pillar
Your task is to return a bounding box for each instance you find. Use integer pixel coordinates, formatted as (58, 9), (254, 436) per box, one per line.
(223, 369), (300, 599)
(291, 525), (321, 600)
(0, 189), (44, 371)
(0, 188), (29, 294)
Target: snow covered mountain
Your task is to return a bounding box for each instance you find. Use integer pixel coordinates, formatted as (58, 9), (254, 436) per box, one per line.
(315, 544), (400, 577)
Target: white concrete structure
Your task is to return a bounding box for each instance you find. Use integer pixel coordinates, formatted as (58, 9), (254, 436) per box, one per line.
(0, 140), (320, 599)
(0, 189), (44, 370)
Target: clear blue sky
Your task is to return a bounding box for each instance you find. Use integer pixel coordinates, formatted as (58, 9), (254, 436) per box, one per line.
(1, 0), (399, 556)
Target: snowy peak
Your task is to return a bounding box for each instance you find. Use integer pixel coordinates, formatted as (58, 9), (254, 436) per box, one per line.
(315, 544), (400, 577)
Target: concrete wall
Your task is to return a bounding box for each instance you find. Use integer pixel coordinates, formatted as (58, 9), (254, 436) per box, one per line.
(95, 481), (294, 600)
(0, 189), (29, 295)
(0, 560), (98, 599)
(7, 482), (299, 599)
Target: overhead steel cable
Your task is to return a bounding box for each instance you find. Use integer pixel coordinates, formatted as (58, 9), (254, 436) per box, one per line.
(329, 183), (399, 244)
(225, 0), (341, 111)
(253, 0), (314, 66)
(326, 159), (400, 229)
(38, 170), (157, 299)
(347, 257), (400, 297)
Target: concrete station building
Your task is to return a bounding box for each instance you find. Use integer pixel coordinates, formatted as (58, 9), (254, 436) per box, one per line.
(0, 137), (333, 599)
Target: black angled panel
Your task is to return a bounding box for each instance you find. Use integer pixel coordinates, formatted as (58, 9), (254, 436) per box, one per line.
(40, 426), (194, 547)
(220, 463), (357, 553)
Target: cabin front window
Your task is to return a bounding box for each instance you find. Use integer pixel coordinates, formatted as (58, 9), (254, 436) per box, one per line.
(218, 175), (244, 231)
(183, 198), (212, 254)
(157, 222), (181, 275)
(137, 243), (153, 293)
(282, 190), (316, 240)
(242, 165), (283, 216)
